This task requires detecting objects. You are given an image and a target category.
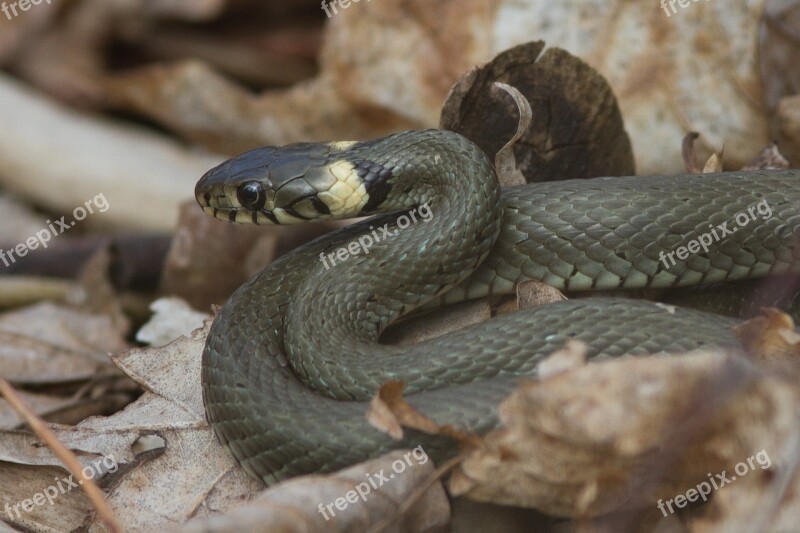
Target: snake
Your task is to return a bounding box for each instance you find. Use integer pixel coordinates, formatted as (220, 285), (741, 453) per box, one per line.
(195, 129), (800, 484)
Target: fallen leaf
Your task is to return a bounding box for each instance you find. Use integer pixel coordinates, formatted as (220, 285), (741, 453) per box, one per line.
(367, 381), (439, 440)
(382, 299), (492, 345)
(733, 308), (800, 362)
(440, 41), (635, 184)
(703, 147), (725, 173)
(515, 280), (567, 311)
(0, 391), (77, 430)
(450, 348), (800, 529)
(0, 302), (124, 384)
(177, 449), (450, 533)
(778, 94), (800, 164)
(682, 132), (723, 173)
(537, 340), (588, 380)
(491, 82), (532, 187)
(682, 132), (702, 174)
(741, 142), (790, 170)
(367, 381), (481, 451)
(1, 318), (466, 531)
(135, 297), (209, 347)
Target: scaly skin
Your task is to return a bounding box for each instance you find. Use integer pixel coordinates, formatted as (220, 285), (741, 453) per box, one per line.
(195, 130), (800, 484)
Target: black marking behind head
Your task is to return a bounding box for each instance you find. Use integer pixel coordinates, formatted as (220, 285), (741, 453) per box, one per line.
(356, 160), (394, 212)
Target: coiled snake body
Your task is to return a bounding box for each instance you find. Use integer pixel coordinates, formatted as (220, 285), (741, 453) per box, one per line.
(195, 130), (800, 484)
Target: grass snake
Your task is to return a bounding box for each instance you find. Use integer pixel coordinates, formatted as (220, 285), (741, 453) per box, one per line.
(195, 129), (800, 484)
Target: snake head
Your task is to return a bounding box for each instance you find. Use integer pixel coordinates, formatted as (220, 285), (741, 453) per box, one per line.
(195, 140), (396, 225)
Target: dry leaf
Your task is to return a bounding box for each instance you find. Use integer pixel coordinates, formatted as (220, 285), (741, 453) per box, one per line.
(0, 391), (78, 430)
(682, 132), (723, 173)
(682, 132), (702, 174)
(367, 382), (481, 452)
(741, 142), (790, 170)
(494, 280), (567, 317)
(515, 280), (567, 311)
(135, 297), (209, 347)
(703, 147), (725, 173)
(66, 246), (130, 337)
(367, 381), (440, 440)
(178, 450), (450, 533)
(491, 82), (532, 187)
(382, 299), (492, 345)
(101, 59), (406, 155)
(733, 308), (800, 361)
(0, 302), (124, 383)
(440, 41), (634, 184)
(1, 320), (464, 531)
(14, 323), (260, 531)
(537, 340), (588, 380)
(0, 322), (260, 531)
(688, 437), (800, 532)
(778, 94), (800, 164)
(450, 348), (800, 529)
(0, 462), (112, 531)
(92, 0), (777, 174)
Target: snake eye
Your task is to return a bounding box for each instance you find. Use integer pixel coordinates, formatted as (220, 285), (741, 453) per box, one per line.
(236, 182), (266, 210)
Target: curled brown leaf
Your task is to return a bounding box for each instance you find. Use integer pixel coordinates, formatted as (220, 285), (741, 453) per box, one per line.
(733, 308), (800, 362)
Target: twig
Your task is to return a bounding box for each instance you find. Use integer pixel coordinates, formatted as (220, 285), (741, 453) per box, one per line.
(0, 378), (123, 532)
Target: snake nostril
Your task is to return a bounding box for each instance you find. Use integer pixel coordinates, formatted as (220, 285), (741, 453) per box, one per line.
(204, 193), (211, 205)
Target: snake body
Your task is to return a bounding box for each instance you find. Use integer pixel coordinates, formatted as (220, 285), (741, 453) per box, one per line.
(195, 130), (800, 484)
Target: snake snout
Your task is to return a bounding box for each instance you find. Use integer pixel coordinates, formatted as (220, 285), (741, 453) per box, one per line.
(196, 141), (392, 226)
(195, 160), (234, 209)
(194, 151), (284, 225)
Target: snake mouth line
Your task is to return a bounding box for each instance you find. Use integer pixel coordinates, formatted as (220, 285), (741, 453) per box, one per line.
(204, 205), (280, 225)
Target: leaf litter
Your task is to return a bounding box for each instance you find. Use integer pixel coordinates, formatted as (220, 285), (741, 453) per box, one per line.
(1, 20), (800, 532)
